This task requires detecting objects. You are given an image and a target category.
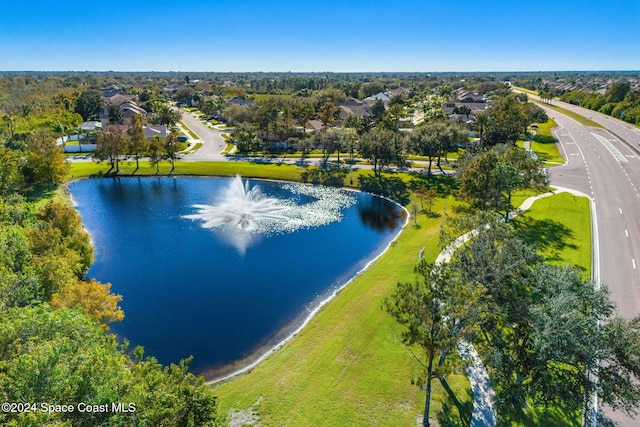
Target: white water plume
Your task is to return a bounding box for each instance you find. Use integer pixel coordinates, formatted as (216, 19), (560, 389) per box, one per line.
(183, 176), (356, 253)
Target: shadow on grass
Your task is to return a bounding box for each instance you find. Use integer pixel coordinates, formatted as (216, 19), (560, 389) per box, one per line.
(532, 134), (558, 144)
(23, 185), (57, 203)
(436, 377), (473, 427)
(501, 405), (582, 427)
(300, 167), (348, 187)
(359, 174), (410, 205)
(408, 173), (458, 198)
(513, 216), (577, 261)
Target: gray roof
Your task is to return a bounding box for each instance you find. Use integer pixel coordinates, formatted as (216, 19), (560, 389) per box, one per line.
(143, 125), (168, 139)
(80, 121), (103, 131)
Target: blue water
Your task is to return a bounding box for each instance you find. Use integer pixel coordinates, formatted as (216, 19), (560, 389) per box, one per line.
(69, 177), (404, 377)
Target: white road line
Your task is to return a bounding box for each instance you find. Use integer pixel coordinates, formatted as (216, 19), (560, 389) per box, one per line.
(620, 208), (623, 214)
(591, 132), (628, 163)
(626, 229), (629, 238)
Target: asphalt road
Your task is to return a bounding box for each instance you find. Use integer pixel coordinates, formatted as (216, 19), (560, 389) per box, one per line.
(177, 109), (228, 161)
(541, 104), (640, 426)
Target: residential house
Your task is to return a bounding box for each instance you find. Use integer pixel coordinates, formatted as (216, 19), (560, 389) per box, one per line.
(307, 119), (327, 133)
(363, 92), (391, 109)
(387, 87), (410, 97)
(443, 88), (488, 120)
(101, 92), (147, 123)
(102, 84), (124, 99)
(225, 96), (254, 108)
(143, 125), (169, 140)
(338, 98), (367, 120)
(80, 121), (103, 132)
(120, 101), (148, 120)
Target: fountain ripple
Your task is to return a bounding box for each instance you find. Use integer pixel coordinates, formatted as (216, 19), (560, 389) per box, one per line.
(183, 175), (356, 253)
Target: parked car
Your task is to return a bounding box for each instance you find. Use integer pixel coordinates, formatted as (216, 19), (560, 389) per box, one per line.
(177, 135), (188, 142)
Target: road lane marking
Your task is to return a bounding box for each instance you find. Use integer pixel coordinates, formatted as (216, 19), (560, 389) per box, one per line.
(626, 229), (629, 238)
(591, 132), (628, 163)
(620, 208), (623, 214)
(633, 259), (637, 270)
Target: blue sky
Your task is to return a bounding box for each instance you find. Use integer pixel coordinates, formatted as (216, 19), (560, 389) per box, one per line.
(1, 0), (638, 72)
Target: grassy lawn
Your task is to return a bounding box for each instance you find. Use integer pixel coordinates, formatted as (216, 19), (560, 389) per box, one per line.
(68, 161), (307, 182)
(213, 193), (472, 427)
(531, 99), (604, 128)
(530, 119), (564, 164)
(220, 143), (235, 155)
(181, 142), (203, 155)
(514, 192), (591, 277)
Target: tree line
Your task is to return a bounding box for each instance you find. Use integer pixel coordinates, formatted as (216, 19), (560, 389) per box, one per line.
(0, 137), (222, 426)
(560, 82), (640, 125)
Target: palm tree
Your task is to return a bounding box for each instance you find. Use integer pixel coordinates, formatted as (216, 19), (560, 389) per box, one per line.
(474, 112), (489, 144)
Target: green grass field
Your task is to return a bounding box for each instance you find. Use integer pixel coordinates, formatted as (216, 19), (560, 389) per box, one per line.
(530, 119), (564, 164)
(515, 192), (591, 277)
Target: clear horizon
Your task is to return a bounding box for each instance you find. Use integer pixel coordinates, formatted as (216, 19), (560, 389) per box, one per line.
(1, 0), (639, 72)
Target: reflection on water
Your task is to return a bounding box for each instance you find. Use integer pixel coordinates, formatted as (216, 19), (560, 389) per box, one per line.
(357, 195), (406, 232)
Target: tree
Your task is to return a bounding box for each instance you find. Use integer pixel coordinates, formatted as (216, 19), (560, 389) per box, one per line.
(343, 114), (367, 136)
(0, 306), (223, 426)
(385, 262), (483, 427)
(474, 112), (489, 143)
(483, 95), (528, 146)
(163, 133), (180, 174)
(358, 128), (405, 176)
(94, 125), (126, 173)
(607, 81), (631, 103)
(231, 122), (260, 152)
(410, 121), (467, 175)
(24, 135), (69, 189)
(108, 104), (124, 124)
(318, 128), (345, 167)
(318, 101), (338, 132)
(75, 89), (105, 121)
(2, 113), (15, 140)
(50, 279), (124, 328)
(148, 135), (164, 174)
(201, 96), (224, 117)
(0, 145), (25, 195)
(523, 103), (548, 130)
(35, 200), (93, 275)
(222, 104), (257, 126)
(173, 86), (195, 105)
(256, 98), (280, 141)
(293, 98), (315, 138)
(152, 104), (182, 127)
(456, 145), (544, 219)
(453, 229), (640, 418)
(370, 99), (387, 125)
(127, 114), (147, 171)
